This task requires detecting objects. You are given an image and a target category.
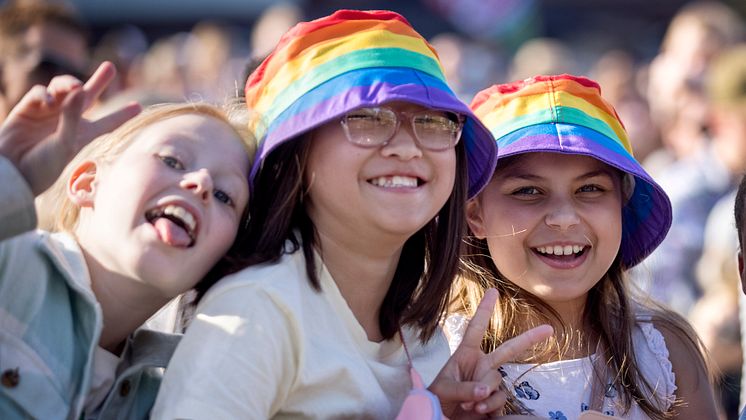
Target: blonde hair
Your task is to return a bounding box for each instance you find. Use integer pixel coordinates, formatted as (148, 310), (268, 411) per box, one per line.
(46, 101), (256, 233)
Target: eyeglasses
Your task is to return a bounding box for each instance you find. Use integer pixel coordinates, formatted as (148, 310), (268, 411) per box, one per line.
(340, 106), (464, 151)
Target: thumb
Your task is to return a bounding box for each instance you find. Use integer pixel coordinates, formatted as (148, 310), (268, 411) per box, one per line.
(56, 86), (86, 157)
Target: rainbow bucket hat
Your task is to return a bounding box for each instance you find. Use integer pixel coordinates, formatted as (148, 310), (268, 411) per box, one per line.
(244, 9), (497, 198)
(470, 75), (672, 268)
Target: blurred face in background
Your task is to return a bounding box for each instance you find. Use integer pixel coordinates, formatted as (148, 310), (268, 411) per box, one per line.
(0, 22), (88, 119)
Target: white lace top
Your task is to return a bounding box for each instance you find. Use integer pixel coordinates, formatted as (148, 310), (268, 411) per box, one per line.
(445, 315), (677, 420)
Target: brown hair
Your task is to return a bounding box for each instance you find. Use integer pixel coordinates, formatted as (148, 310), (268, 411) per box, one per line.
(453, 157), (711, 418)
(200, 136), (469, 343)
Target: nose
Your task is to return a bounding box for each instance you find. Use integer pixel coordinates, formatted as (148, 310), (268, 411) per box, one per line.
(181, 168), (214, 203)
(379, 124), (423, 160)
(544, 199), (580, 231)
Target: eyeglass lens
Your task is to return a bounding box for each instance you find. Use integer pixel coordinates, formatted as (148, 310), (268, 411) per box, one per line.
(341, 107), (462, 150)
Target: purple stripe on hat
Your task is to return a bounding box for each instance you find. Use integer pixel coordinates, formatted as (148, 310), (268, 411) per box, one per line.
(494, 123), (671, 268)
(251, 69), (497, 197)
(262, 83), (471, 157)
(499, 134), (639, 178)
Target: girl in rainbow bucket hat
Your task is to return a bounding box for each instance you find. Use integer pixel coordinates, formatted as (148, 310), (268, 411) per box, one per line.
(452, 74), (717, 419)
(153, 10), (550, 419)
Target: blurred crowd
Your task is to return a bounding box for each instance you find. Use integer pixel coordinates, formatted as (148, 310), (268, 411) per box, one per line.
(1, 0), (744, 418)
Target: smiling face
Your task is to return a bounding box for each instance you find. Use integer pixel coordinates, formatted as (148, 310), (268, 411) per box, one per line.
(467, 152), (624, 315)
(72, 113), (250, 298)
(304, 102), (457, 248)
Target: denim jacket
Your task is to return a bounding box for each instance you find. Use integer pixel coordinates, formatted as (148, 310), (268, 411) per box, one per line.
(0, 157), (179, 419)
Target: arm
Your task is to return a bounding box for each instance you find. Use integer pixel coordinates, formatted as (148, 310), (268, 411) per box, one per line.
(656, 321), (718, 418)
(0, 155), (36, 240)
(151, 284), (297, 419)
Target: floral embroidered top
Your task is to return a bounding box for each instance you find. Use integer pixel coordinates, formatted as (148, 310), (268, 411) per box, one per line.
(445, 315), (677, 419)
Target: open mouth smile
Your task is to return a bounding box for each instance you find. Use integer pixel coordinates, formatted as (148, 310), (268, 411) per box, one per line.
(531, 244), (589, 269)
(368, 175), (423, 188)
(145, 203), (198, 248)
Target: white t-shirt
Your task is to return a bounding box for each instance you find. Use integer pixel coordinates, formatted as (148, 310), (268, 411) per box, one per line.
(152, 248), (450, 419)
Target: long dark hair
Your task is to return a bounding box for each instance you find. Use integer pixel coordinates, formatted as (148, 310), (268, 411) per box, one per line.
(200, 135), (468, 342)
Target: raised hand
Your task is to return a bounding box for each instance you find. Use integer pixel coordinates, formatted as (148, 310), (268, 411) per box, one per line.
(0, 61), (141, 195)
(429, 288), (553, 418)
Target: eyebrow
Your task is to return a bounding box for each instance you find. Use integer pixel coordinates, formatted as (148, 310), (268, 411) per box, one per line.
(503, 169), (616, 182)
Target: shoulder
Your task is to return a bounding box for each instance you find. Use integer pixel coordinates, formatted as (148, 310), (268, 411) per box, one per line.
(0, 155), (36, 240)
(200, 249), (316, 316)
(185, 249), (317, 351)
(648, 318), (706, 382)
(643, 312), (718, 416)
(205, 249), (309, 298)
(0, 231), (91, 303)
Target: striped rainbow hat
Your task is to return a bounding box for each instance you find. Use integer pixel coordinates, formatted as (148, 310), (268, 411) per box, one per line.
(470, 75), (672, 268)
(245, 9), (497, 198)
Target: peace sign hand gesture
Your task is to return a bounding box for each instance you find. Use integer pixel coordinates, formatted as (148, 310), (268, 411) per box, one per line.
(0, 61), (141, 195)
(429, 288), (553, 418)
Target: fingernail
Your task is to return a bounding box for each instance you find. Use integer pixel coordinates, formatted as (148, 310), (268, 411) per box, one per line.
(476, 403), (487, 413)
(461, 402), (474, 411)
(475, 384), (489, 398)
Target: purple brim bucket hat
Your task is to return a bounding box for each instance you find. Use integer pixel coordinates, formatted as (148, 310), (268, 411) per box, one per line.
(244, 9), (497, 198)
(470, 74), (672, 268)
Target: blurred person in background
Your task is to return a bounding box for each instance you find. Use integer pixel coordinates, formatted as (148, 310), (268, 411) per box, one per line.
(128, 33), (190, 100)
(632, 1), (745, 318)
(429, 33), (504, 102)
(90, 24), (149, 101)
(508, 37), (578, 82)
(689, 43), (746, 419)
(429, 33), (466, 97)
(644, 1), (744, 175)
(644, 43), (746, 418)
(0, 0), (89, 122)
(249, 2), (301, 61)
(591, 50), (660, 164)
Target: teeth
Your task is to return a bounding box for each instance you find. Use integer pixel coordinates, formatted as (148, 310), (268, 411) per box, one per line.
(535, 245), (585, 256)
(370, 176), (418, 188)
(163, 205), (196, 233)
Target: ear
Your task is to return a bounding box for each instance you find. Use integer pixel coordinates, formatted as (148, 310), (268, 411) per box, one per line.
(466, 198), (487, 239)
(67, 160), (98, 207)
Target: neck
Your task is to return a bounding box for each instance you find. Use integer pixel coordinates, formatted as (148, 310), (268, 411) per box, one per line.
(314, 226), (407, 343)
(81, 248), (170, 353)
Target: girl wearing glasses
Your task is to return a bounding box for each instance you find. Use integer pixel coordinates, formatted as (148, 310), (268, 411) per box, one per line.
(153, 10), (550, 419)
